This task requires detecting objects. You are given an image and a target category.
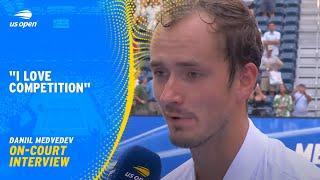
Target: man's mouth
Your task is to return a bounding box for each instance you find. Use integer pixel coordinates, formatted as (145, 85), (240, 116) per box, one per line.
(170, 116), (181, 120)
(165, 113), (196, 126)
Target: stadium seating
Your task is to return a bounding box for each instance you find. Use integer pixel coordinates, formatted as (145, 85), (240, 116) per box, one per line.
(254, 7), (263, 16)
(269, 16), (284, 26)
(275, 7), (285, 17)
(281, 34), (298, 44)
(275, 0), (285, 8)
(280, 43), (297, 53)
(256, 16), (269, 26)
(244, 0), (302, 116)
(284, 16), (299, 26)
(282, 72), (295, 84)
(280, 52), (297, 63)
(244, 0), (300, 97)
(285, 7), (300, 16)
(283, 25), (299, 34)
(275, 25), (283, 34)
(281, 62), (296, 73)
(284, 0), (300, 8)
(247, 0), (300, 99)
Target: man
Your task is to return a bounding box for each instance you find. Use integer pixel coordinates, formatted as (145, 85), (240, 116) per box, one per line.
(132, 75), (150, 115)
(292, 84), (313, 117)
(146, 76), (161, 115)
(262, 22), (281, 57)
(149, 0), (320, 179)
(259, 46), (283, 94)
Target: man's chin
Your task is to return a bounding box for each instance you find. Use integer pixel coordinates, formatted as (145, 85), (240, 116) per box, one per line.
(168, 127), (215, 148)
(169, 132), (201, 148)
(170, 138), (192, 148)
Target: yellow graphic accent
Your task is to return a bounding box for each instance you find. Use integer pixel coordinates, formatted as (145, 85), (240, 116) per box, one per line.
(94, 0), (136, 179)
(133, 166), (150, 177)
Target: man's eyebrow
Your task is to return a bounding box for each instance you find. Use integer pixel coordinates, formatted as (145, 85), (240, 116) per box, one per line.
(150, 61), (163, 68)
(150, 60), (200, 68)
(175, 61), (200, 67)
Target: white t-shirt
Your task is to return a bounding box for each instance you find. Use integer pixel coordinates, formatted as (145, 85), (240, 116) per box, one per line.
(260, 55), (283, 77)
(262, 31), (281, 57)
(292, 92), (309, 117)
(162, 119), (320, 180)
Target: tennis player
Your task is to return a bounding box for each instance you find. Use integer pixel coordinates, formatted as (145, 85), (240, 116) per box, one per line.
(150, 0), (320, 179)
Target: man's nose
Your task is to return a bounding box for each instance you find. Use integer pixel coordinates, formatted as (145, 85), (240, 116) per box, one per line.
(159, 75), (183, 105)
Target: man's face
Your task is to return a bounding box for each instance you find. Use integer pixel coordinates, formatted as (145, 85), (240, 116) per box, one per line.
(298, 85), (305, 93)
(268, 23), (276, 32)
(150, 14), (238, 148)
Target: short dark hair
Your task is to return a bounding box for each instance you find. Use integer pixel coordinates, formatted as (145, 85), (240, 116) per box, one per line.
(267, 21), (275, 26)
(156, 0), (263, 86)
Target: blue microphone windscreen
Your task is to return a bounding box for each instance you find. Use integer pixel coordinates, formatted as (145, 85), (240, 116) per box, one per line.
(108, 146), (161, 180)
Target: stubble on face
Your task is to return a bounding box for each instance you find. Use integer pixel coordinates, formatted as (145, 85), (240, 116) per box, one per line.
(169, 117), (231, 148)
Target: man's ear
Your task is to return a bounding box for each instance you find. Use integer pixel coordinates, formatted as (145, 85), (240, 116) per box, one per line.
(236, 63), (258, 101)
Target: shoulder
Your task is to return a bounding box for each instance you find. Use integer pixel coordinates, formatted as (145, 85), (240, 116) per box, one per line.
(295, 92), (305, 98)
(135, 85), (143, 92)
(261, 56), (267, 61)
(263, 138), (320, 179)
(274, 95), (281, 99)
(162, 159), (194, 180)
(136, 84), (143, 89)
(285, 94), (292, 99)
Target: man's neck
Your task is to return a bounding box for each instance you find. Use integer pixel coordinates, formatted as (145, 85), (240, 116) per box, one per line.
(190, 113), (249, 180)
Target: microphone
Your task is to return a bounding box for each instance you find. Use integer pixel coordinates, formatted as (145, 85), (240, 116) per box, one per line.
(107, 146), (162, 180)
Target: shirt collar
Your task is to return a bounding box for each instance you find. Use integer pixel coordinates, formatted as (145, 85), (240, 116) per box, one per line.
(223, 118), (268, 180)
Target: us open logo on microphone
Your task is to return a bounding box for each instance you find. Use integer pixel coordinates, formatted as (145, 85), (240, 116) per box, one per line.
(125, 166), (150, 180)
(9, 10), (37, 28)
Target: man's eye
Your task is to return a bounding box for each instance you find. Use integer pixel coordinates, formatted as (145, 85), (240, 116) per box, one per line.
(187, 72), (201, 79)
(153, 70), (165, 77)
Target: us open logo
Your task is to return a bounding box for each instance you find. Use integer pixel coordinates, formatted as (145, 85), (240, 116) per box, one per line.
(9, 10), (37, 28)
(124, 166), (150, 180)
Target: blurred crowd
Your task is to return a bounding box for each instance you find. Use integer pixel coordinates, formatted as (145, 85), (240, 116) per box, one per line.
(132, 68), (161, 115)
(248, 0), (313, 117)
(250, 19), (312, 117)
(249, 83), (312, 117)
(134, 0), (161, 30)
